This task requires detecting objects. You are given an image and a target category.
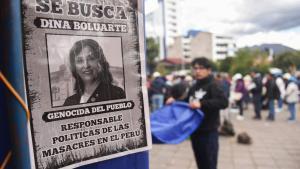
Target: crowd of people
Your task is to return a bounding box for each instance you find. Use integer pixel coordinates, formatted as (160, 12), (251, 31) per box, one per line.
(148, 65), (300, 123)
(147, 57), (299, 169)
(228, 70), (300, 122)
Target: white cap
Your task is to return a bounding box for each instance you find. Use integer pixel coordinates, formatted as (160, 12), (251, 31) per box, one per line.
(283, 73), (291, 80)
(243, 75), (252, 81)
(185, 75), (193, 82)
(269, 67), (282, 75)
(233, 73), (242, 81)
(153, 72), (161, 78)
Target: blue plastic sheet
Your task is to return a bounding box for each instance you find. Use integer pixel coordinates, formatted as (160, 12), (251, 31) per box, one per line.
(151, 101), (204, 144)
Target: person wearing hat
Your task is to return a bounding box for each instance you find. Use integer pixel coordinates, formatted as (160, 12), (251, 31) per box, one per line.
(233, 73), (247, 120)
(283, 73), (299, 122)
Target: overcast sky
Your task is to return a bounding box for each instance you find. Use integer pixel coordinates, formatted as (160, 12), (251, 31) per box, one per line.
(146, 0), (300, 49)
(179, 0), (300, 49)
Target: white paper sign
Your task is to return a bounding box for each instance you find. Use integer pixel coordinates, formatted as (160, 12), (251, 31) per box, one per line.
(21, 0), (151, 168)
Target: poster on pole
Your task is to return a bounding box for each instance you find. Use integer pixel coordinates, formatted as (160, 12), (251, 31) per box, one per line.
(21, 0), (151, 168)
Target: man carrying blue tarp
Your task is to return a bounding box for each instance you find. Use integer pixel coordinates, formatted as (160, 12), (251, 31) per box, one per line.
(167, 57), (228, 169)
(188, 57), (228, 169)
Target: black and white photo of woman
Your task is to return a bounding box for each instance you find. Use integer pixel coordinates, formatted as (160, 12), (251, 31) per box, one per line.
(63, 39), (125, 106)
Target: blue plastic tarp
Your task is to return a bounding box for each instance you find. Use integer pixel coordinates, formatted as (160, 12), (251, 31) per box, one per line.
(151, 101), (204, 144)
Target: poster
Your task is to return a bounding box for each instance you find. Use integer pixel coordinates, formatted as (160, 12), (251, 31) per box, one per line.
(21, 0), (151, 168)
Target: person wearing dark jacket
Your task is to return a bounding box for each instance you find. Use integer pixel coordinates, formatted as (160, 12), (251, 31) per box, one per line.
(265, 73), (280, 121)
(149, 72), (167, 111)
(188, 58), (228, 169)
(250, 71), (263, 119)
(234, 77), (247, 120)
(64, 84), (125, 106)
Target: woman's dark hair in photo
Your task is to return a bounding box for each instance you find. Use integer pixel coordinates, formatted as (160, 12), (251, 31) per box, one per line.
(69, 39), (113, 95)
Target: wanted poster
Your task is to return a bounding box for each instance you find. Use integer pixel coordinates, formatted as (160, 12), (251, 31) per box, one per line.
(21, 0), (151, 168)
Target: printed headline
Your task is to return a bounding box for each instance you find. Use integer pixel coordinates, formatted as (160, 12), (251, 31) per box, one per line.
(34, 0), (128, 32)
(43, 101), (134, 122)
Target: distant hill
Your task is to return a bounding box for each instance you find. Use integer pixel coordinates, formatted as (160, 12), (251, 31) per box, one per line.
(245, 44), (296, 55)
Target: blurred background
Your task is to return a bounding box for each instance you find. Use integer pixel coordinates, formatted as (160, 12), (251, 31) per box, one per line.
(144, 0), (300, 75)
(145, 0), (300, 169)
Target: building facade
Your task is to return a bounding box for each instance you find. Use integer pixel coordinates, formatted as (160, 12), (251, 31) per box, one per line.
(213, 35), (236, 60)
(168, 30), (236, 61)
(145, 0), (181, 60)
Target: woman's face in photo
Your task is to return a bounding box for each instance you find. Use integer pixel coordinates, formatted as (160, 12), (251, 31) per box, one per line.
(75, 46), (100, 83)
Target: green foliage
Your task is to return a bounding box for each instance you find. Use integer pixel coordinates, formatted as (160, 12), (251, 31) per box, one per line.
(215, 48), (271, 75)
(146, 38), (159, 73)
(155, 62), (169, 75)
(216, 49), (300, 75)
(218, 57), (233, 73)
(210, 60), (218, 71)
(272, 51), (300, 72)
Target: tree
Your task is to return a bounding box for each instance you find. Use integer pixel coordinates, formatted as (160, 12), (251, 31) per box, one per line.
(229, 48), (270, 75)
(146, 38), (159, 74)
(272, 51), (300, 72)
(218, 57), (233, 73)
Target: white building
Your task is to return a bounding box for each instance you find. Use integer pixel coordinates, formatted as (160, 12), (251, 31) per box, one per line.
(212, 35), (237, 60)
(168, 30), (237, 61)
(145, 0), (181, 60)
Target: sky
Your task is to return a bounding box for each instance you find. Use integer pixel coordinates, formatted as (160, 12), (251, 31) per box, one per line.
(180, 0), (300, 49)
(146, 0), (300, 50)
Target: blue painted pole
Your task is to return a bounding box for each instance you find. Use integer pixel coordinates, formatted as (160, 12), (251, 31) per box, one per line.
(0, 0), (31, 168)
(1, 0), (31, 168)
(0, 77), (13, 169)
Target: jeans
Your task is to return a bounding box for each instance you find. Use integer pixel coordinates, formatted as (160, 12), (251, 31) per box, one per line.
(278, 97), (283, 109)
(288, 102), (296, 120)
(236, 100), (243, 116)
(253, 94), (262, 117)
(151, 94), (164, 112)
(191, 130), (219, 169)
(268, 99), (275, 120)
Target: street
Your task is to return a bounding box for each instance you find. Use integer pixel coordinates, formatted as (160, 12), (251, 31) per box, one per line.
(150, 106), (300, 169)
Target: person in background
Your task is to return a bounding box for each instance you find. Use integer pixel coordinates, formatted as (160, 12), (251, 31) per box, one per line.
(249, 70), (263, 120)
(243, 75), (252, 110)
(216, 73), (231, 123)
(216, 74), (230, 98)
(170, 81), (189, 101)
(283, 73), (299, 122)
(276, 74), (285, 113)
(297, 74), (300, 100)
(147, 74), (153, 108)
(185, 75), (194, 87)
(265, 73), (280, 121)
(234, 74), (247, 120)
(149, 72), (167, 112)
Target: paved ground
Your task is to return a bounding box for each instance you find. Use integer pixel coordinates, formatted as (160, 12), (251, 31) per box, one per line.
(150, 106), (300, 169)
